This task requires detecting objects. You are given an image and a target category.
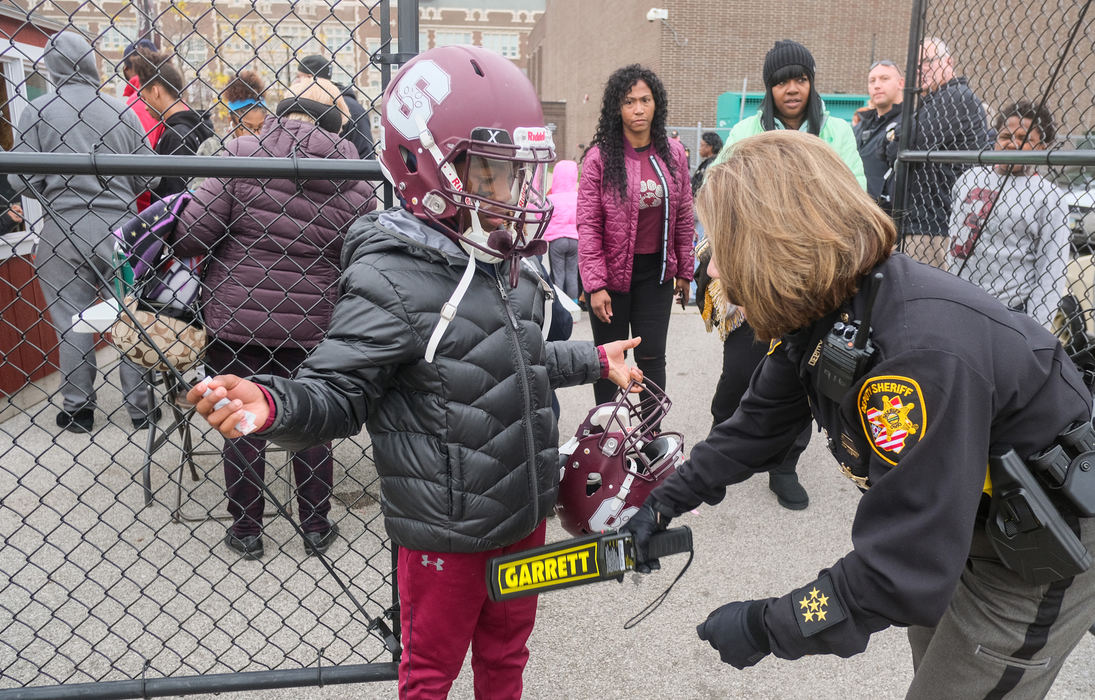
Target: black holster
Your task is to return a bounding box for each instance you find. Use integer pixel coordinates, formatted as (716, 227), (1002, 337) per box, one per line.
(986, 447), (1091, 584)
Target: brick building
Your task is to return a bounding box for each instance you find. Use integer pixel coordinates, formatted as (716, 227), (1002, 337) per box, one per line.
(529, 0), (912, 160)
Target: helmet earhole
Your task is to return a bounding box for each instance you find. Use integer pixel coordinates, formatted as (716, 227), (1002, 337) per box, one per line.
(470, 60), (484, 77)
(585, 473), (602, 496)
(399, 145), (418, 173)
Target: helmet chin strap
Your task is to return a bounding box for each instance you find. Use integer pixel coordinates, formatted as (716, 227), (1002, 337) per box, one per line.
(462, 206), (506, 264)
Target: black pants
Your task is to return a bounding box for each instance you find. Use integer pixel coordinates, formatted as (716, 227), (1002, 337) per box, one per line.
(589, 254), (674, 417)
(205, 338), (334, 536)
(711, 321), (809, 475)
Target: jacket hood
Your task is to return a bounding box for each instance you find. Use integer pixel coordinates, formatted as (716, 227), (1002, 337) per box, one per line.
(342, 208), (464, 271)
(45, 32), (100, 89)
(550, 160), (578, 194)
(167, 108), (214, 132)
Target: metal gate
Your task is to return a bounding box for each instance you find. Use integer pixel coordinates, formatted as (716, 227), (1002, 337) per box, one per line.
(0, 1), (419, 697)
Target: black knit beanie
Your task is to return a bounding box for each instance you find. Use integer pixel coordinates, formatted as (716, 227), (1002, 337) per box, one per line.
(762, 40), (815, 86)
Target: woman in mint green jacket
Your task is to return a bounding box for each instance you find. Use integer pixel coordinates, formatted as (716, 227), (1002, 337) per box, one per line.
(706, 40), (865, 511)
(713, 42), (866, 189)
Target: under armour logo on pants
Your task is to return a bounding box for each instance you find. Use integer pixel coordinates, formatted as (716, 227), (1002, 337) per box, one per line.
(421, 555), (444, 571)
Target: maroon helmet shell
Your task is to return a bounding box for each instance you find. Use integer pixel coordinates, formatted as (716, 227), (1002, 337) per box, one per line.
(378, 45), (554, 263)
(555, 380), (684, 536)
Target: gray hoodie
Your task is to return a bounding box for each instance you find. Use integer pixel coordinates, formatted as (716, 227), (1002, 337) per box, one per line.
(8, 32), (157, 253)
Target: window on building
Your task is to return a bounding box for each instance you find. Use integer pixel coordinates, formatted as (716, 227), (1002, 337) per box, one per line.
(179, 38), (209, 69)
(419, 31), (430, 51)
(324, 25), (351, 55)
(281, 24), (309, 54)
(434, 31), (471, 48)
(99, 22), (138, 53)
(480, 32), (519, 59)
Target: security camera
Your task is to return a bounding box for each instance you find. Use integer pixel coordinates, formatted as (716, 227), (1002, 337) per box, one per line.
(646, 8), (668, 22)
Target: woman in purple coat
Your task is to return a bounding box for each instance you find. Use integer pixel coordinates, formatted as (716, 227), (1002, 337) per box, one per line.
(173, 78), (375, 560)
(578, 65), (694, 422)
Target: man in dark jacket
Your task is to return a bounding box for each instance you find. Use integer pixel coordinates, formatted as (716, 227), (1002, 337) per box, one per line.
(132, 47), (215, 200)
(190, 46), (642, 697)
(903, 37), (990, 268)
(855, 59), (903, 209)
(297, 55), (374, 158)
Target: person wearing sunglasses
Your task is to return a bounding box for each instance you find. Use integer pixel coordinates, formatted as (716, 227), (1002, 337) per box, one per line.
(903, 37), (991, 269)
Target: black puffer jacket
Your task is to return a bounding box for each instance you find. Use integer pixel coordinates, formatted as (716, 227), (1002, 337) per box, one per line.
(904, 78), (990, 236)
(258, 209), (603, 552)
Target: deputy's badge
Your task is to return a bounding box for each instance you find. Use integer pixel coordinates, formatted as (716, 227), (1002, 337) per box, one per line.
(886, 123), (898, 142)
(791, 573), (847, 637)
(857, 375), (926, 464)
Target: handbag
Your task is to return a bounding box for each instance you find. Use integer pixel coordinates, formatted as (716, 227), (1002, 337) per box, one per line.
(110, 296), (207, 372)
(108, 193), (208, 372)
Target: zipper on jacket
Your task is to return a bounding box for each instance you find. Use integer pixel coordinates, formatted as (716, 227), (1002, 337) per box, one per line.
(494, 266), (541, 522)
(648, 155), (671, 282)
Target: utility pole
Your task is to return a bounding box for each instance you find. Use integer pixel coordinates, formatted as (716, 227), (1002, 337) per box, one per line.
(137, 0), (157, 44)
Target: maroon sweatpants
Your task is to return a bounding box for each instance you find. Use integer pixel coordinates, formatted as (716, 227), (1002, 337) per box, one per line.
(397, 521), (547, 699)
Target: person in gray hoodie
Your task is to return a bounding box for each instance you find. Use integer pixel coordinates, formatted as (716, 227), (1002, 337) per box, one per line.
(8, 31), (159, 433)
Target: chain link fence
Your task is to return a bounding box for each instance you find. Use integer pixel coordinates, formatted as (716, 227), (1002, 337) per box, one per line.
(893, 0), (1095, 379)
(0, 1), (417, 697)
(2, 0), (1095, 697)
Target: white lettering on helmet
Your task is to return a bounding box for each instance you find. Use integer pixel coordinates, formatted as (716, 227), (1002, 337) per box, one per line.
(387, 60), (452, 140)
(513, 127), (556, 160)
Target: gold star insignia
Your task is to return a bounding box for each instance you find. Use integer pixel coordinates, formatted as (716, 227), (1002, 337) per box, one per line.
(800, 586), (831, 624)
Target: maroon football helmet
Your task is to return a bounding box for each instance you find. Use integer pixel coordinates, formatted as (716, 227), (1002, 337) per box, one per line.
(555, 380), (685, 536)
(378, 45), (554, 268)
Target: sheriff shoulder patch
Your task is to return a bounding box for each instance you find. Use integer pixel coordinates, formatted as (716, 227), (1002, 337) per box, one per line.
(857, 375), (926, 465)
(791, 573), (847, 638)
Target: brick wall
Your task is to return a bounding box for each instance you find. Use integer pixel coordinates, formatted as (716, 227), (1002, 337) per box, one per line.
(532, 0), (911, 146)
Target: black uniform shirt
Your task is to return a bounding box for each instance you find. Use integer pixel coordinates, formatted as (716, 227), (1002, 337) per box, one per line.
(654, 253), (1091, 660)
(854, 102), (902, 202)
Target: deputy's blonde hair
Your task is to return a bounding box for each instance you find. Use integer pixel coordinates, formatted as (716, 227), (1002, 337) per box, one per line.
(695, 130), (896, 341)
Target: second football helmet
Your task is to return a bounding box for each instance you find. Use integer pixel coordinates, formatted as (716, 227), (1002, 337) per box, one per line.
(555, 380), (684, 536)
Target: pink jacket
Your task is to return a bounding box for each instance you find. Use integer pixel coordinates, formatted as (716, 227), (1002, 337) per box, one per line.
(577, 139), (694, 293)
(543, 159), (578, 242)
(124, 77), (163, 212)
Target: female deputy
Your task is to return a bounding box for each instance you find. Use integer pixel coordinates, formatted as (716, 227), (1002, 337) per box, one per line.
(628, 130), (1095, 698)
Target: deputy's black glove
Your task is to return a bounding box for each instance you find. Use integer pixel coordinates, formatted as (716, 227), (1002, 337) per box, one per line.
(623, 498), (671, 573)
(696, 600), (771, 669)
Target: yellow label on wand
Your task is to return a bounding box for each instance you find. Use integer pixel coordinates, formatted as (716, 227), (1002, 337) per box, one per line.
(495, 541), (600, 597)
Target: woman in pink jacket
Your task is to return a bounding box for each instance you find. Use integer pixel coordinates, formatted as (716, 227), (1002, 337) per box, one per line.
(578, 65), (694, 420)
(544, 159), (580, 301)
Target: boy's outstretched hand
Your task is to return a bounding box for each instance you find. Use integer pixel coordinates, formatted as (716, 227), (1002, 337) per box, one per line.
(602, 336), (644, 391)
(187, 375), (270, 439)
